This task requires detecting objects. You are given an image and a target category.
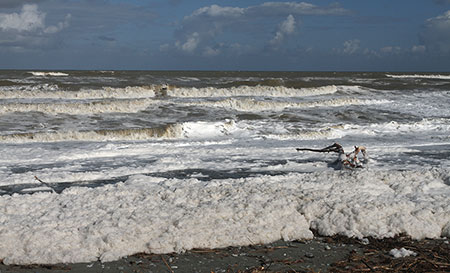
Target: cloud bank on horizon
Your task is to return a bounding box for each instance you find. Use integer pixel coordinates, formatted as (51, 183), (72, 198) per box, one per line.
(0, 0), (449, 71)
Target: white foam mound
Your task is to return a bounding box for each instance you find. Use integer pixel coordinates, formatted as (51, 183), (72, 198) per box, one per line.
(0, 169), (449, 265)
(181, 120), (240, 138)
(167, 85), (337, 98)
(389, 248), (417, 258)
(386, 74), (450, 80)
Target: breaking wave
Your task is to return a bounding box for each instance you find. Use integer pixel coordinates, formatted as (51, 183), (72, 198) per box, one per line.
(0, 86), (158, 100)
(0, 99), (158, 114)
(0, 120), (239, 143)
(0, 124), (184, 143)
(167, 85), (338, 98)
(386, 74), (450, 80)
(29, 72), (69, 77)
(190, 98), (389, 112)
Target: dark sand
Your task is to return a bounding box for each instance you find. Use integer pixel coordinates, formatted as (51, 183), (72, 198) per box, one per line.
(1, 235), (449, 273)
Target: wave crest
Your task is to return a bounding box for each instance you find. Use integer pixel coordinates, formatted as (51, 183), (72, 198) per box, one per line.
(0, 124), (184, 143)
(190, 97), (387, 111)
(0, 85), (159, 99)
(29, 72), (69, 77)
(386, 74), (450, 80)
(167, 85), (337, 98)
(0, 99), (158, 114)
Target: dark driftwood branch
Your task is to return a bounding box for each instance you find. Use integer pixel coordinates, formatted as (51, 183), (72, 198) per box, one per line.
(34, 176), (57, 193)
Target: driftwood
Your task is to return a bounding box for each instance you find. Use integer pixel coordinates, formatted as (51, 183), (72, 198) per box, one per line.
(34, 176), (56, 193)
(297, 143), (368, 169)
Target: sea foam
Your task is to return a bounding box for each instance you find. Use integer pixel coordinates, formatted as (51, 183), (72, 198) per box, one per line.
(0, 169), (448, 265)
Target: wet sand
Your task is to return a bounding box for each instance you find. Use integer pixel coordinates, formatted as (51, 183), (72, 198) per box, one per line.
(1, 235), (449, 272)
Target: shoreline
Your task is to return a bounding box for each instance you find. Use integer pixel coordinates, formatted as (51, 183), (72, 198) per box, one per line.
(1, 235), (448, 272)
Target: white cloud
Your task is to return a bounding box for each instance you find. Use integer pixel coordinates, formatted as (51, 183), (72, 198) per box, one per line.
(44, 14), (71, 34)
(270, 15), (297, 46)
(252, 2), (350, 16)
(411, 45), (426, 53)
(172, 2), (350, 56)
(203, 46), (220, 57)
(187, 4), (245, 19)
(0, 4), (70, 34)
(0, 4), (71, 52)
(380, 46), (401, 54)
(0, 4), (45, 32)
(420, 10), (450, 53)
(176, 32), (200, 53)
(342, 39), (360, 54)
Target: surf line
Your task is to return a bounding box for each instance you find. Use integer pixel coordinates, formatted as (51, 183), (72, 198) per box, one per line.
(296, 143), (368, 169)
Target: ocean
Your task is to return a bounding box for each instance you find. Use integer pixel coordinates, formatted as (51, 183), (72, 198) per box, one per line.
(0, 70), (449, 264)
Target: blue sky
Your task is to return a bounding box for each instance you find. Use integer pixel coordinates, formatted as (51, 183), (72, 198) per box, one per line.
(0, 0), (449, 71)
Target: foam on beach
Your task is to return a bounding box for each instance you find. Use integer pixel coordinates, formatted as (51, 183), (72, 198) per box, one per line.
(0, 169), (448, 265)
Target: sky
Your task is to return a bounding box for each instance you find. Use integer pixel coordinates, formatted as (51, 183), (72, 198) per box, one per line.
(0, 0), (449, 71)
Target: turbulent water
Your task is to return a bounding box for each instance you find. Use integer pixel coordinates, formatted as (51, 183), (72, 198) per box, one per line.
(0, 70), (449, 264)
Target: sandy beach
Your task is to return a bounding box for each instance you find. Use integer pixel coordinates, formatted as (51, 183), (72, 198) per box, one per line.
(1, 234), (448, 273)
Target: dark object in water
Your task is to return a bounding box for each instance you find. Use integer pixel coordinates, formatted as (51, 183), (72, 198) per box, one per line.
(297, 143), (368, 169)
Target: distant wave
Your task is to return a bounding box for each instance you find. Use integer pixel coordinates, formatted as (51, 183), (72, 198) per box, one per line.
(0, 99), (158, 114)
(189, 98), (389, 112)
(0, 84), (343, 102)
(0, 85), (339, 100)
(29, 71), (69, 77)
(167, 85), (338, 98)
(386, 74), (450, 80)
(0, 86), (157, 100)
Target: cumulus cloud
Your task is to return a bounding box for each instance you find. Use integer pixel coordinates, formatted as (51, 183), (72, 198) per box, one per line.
(411, 45), (426, 53)
(173, 2), (350, 56)
(248, 2), (350, 17)
(203, 46), (220, 57)
(420, 10), (450, 53)
(0, 4), (70, 51)
(176, 32), (200, 53)
(0, 0), (44, 9)
(380, 46), (402, 54)
(0, 4), (45, 32)
(342, 39), (360, 54)
(270, 15), (297, 46)
(0, 4), (70, 34)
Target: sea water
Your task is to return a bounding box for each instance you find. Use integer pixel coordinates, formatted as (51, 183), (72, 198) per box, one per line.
(0, 70), (449, 264)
